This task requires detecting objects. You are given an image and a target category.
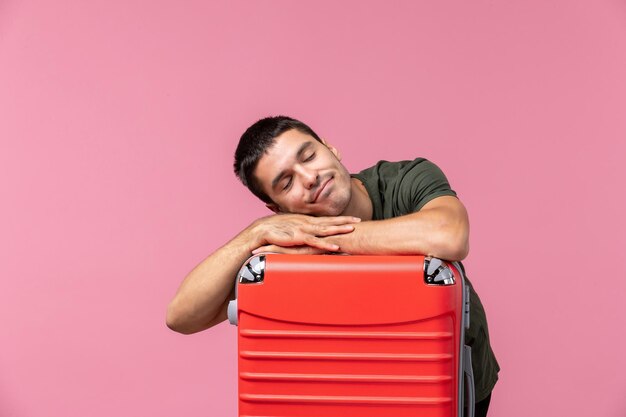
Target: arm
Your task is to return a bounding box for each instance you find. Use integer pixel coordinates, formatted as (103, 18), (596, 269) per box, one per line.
(166, 229), (258, 335)
(328, 196), (469, 260)
(166, 214), (360, 334)
(253, 196), (469, 261)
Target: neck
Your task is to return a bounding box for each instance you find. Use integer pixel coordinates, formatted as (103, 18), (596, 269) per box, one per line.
(341, 178), (373, 220)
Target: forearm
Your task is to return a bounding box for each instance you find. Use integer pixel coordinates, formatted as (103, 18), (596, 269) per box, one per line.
(327, 206), (469, 261)
(167, 214), (360, 334)
(166, 228), (259, 334)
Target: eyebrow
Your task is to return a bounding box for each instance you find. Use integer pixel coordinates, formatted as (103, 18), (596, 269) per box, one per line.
(271, 141), (314, 190)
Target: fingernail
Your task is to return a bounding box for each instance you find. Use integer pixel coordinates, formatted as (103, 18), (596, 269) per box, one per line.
(353, 217), (361, 222)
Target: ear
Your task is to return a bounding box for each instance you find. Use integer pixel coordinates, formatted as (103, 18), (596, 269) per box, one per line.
(265, 203), (282, 214)
(320, 137), (342, 161)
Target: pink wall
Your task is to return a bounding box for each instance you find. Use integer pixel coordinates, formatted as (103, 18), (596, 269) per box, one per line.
(1, 1), (625, 416)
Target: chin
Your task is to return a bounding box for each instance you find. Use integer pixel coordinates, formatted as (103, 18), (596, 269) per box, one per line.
(324, 191), (351, 216)
(304, 200), (345, 217)
(318, 207), (343, 217)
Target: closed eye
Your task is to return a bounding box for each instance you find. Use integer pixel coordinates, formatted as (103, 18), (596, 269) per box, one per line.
(303, 152), (316, 162)
(282, 177), (293, 191)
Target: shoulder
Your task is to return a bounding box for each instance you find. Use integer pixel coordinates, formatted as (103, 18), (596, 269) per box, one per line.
(352, 158), (430, 179)
(352, 159), (446, 188)
(350, 158), (456, 219)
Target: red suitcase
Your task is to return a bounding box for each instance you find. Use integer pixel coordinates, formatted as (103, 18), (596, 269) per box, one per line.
(228, 254), (475, 417)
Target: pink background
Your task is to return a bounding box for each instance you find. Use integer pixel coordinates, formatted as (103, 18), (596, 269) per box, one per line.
(1, 1), (625, 416)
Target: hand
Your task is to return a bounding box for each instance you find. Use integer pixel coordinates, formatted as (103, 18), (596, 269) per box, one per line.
(252, 245), (331, 255)
(249, 214), (360, 254)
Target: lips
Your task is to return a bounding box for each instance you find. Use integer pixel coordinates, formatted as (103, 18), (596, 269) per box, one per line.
(311, 177), (332, 203)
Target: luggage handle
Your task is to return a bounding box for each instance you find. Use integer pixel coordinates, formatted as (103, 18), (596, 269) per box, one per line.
(453, 261), (474, 417)
(463, 344), (475, 417)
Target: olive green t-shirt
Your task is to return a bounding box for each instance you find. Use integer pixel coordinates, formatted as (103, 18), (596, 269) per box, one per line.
(351, 158), (500, 402)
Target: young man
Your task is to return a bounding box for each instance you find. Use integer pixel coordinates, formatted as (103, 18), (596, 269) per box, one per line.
(167, 116), (499, 415)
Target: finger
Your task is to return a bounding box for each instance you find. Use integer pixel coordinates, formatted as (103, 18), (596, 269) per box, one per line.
(253, 245), (305, 254)
(251, 245), (279, 254)
(303, 236), (340, 252)
(312, 216), (361, 225)
(309, 224), (355, 237)
(252, 245), (327, 255)
(282, 246), (328, 255)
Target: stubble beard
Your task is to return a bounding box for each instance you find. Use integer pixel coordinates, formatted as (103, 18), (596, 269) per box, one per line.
(320, 172), (352, 217)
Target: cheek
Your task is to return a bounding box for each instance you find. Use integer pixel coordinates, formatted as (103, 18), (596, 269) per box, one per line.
(284, 188), (305, 207)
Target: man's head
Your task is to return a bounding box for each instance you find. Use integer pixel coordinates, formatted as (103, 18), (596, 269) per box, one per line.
(234, 116), (353, 216)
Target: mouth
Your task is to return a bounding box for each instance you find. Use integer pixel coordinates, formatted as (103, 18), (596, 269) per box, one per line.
(311, 177), (333, 203)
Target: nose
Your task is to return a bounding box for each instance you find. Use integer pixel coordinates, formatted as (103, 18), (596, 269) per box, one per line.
(297, 166), (318, 190)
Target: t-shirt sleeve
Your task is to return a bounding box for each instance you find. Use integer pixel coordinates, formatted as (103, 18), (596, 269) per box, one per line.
(397, 159), (457, 213)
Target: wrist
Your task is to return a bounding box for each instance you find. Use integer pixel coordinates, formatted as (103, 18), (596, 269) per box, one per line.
(336, 222), (368, 255)
(239, 221), (264, 253)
